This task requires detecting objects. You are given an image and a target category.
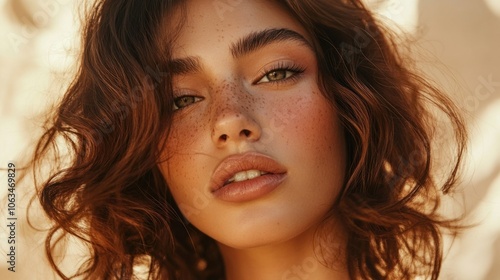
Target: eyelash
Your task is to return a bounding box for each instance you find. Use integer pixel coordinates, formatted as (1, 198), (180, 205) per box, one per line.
(172, 92), (203, 111)
(254, 62), (306, 85)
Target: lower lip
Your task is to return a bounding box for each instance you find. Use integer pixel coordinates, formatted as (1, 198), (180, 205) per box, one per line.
(212, 173), (287, 203)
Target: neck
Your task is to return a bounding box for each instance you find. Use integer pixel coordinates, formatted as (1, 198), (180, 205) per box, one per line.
(217, 221), (349, 280)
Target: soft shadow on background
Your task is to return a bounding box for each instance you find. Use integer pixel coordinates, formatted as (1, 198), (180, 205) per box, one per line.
(1, 0), (499, 279)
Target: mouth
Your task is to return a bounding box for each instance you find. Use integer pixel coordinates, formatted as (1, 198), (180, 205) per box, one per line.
(210, 152), (287, 202)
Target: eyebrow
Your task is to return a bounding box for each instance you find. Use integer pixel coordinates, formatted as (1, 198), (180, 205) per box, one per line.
(168, 28), (312, 76)
(230, 28), (312, 58)
(168, 56), (201, 75)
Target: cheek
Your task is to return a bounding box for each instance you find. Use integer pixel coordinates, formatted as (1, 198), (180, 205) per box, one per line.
(271, 90), (345, 199)
(160, 115), (208, 195)
(166, 113), (204, 153)
(270, 91), (343, 157)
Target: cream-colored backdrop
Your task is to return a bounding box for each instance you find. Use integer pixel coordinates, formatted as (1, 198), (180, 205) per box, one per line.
(1, 0), (499, 279)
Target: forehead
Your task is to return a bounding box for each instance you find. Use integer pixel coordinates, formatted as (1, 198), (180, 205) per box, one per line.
(168, 0), (310, 58)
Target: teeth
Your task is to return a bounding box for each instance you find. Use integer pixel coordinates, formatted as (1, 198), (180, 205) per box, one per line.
(234, 171), (248, 182)
(247, 170), (261, 180)
(226, 170), (267, 184)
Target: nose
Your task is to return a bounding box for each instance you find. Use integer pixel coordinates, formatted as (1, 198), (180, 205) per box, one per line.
(211, 100), (262, 147)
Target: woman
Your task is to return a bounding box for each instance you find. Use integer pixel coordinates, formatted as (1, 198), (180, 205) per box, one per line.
(32, 0), (467, 279)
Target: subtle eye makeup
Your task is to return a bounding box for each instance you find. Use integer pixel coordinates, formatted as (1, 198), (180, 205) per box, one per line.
(254, 61), (306, 85)
(169, 28), (315, 111)
(171, 59), (307, 111)
(173, 94), (203, 110)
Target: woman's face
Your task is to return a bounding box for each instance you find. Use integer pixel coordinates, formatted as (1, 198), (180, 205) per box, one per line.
(159, 0), (346, 249)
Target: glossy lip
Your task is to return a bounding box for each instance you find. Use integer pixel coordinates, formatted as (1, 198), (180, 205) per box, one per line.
(210, 152), (287, 202)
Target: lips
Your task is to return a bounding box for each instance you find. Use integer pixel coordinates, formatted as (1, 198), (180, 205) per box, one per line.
(210, 152), (287, 202)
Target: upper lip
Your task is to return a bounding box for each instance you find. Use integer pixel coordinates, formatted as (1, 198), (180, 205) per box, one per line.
(210, 152), (287, 192)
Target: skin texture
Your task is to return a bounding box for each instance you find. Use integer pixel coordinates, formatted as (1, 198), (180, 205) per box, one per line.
(158, 0), (348, 279)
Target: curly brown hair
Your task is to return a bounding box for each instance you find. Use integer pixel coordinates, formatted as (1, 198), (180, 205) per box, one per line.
(30, 0), (467, 279)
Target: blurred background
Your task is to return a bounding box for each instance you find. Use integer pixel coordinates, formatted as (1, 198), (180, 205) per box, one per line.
(0, 0), (499, 279)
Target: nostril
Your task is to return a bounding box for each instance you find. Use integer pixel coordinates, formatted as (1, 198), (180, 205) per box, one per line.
(220, 134), (228, 141)
(241, 129), (251, 137)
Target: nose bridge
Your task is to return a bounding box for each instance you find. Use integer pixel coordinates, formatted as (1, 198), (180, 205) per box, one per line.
(212, 81), (248, 117)
(210, 80), (261, 146)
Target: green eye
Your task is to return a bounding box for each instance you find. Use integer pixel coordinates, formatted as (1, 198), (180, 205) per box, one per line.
(259, 70), (294, 83)
(173, 96), (202, 110)
(266, 70), (288, 81)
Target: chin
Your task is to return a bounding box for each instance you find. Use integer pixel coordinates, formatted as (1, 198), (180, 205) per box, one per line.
(204, 202), (332, 250)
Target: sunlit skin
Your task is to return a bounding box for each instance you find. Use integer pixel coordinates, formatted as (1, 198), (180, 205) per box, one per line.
(158, 0), (349, 279)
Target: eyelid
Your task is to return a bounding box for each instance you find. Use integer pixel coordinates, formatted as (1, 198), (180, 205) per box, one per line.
(172, 89), (204, 111)
(253, 61), (306, 85)
(172, 95), (204, 111)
